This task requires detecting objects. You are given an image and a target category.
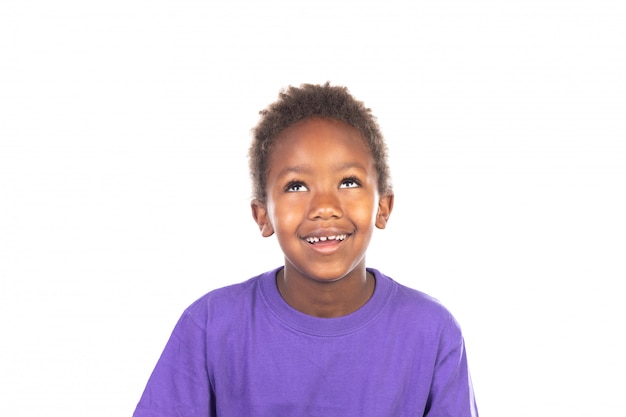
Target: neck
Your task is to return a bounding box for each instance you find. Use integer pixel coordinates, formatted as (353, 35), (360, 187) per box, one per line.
(276, 265), (375, 318)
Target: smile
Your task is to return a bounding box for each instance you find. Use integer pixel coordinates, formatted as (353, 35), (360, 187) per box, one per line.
(304, 234), (347, 244)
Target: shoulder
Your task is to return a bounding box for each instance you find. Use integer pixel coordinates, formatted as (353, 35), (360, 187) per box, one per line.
(373, 269), (450, 316)
(395, 281), (452, 319)
(177, 269), (276, 331)
(191, 274), (261, 308)
(373, 269), (463, 338)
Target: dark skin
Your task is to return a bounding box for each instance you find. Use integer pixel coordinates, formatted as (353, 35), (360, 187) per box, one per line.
(274, 264), (377, 318)
(251, 118), (393, 318)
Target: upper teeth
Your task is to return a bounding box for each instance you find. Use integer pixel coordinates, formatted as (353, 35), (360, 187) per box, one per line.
(305, 234), (347, 243)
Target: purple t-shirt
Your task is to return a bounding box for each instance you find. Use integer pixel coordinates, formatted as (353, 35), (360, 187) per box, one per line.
(133, 267), (478, 416)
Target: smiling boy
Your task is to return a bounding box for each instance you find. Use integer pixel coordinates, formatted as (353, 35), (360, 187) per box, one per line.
(251, 117), (392, 318)
(133, 83), (479, 416)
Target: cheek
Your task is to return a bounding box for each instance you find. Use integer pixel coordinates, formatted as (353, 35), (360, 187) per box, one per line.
(271, 199), (305, 231)
(345, 198), (378, 225)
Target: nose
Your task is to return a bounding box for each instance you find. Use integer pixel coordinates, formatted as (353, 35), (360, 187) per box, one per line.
(308, 189), (343, 220)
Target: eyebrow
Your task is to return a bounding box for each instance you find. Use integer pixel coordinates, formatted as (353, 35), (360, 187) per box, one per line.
(275, 162), (368, 179)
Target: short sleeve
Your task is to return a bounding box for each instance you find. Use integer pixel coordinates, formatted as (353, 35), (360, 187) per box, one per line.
(425, 318), (479, 417)
(133, 310), (214, 417)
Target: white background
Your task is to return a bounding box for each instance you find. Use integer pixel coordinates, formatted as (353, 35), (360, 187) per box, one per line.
(1, 1), (624, 416)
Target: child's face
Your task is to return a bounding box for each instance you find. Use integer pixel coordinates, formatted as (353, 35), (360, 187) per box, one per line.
(251, 118), (393, 284)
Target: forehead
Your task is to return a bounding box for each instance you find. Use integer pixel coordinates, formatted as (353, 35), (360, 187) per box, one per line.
(268, 118), (373, 168)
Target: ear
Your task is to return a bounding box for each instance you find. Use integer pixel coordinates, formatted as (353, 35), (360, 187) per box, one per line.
(375, 193), (394, 229)
(251, 199), (275, 237)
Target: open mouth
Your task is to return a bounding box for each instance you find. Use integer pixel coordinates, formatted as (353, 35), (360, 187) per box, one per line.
(304, 234), (347, 244)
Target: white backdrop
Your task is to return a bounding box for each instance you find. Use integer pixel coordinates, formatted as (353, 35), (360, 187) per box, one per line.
(1, 1), (625, 416)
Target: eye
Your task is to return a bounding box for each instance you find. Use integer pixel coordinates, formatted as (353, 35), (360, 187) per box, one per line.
(339, 177), (361, 189)
(285, 181), (308, 192)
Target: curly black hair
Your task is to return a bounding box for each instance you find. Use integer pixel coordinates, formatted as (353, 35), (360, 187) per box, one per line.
(249, 82), (392, 203)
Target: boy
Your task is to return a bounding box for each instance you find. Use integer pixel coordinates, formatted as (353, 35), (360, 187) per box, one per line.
(133, 83), (479, 416)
